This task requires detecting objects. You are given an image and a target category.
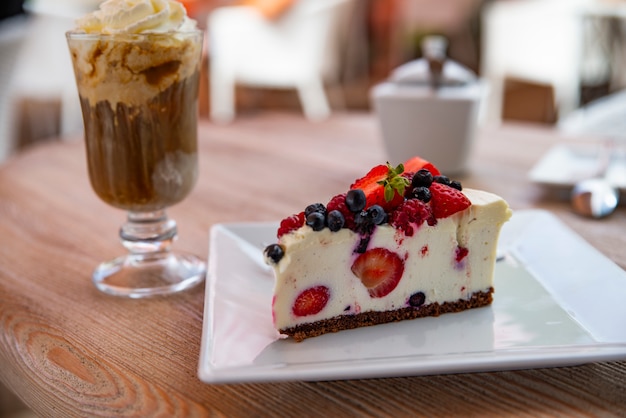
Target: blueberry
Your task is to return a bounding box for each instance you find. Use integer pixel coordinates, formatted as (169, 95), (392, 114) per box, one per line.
(412, 169), (433, 188)
(264, 244), (284, 264)
(305, 202), (326, 217)
(433, 175), (451, 186)
(345, 189), (367, 212)
(367, 204), (386, 225)
(306, 212), (326, 231)
(449, 180), (462, 191)
(327, 210), (345, 231)
(412, 186), (432, 202)
(408, 291), (426, 307)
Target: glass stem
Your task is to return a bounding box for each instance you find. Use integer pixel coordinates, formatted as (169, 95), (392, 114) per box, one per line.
(120, 210), (177, 255)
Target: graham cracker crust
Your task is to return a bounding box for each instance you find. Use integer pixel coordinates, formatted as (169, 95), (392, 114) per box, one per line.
(280, 288), (494, 342)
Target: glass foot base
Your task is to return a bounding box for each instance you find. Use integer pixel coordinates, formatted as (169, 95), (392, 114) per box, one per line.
(93, 252), (207, 298)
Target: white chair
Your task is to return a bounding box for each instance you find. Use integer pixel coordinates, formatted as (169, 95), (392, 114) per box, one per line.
(207, 0), (353, 123)
(481, 0), (589, 124)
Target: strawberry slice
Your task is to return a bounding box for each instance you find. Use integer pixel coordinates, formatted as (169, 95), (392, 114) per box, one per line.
(351, 248), (404, 298)
(429, 182), (471, 218)
(403, 156), (441, 176)
(350, 164), (406, 211)
(292, 286), (330, 317)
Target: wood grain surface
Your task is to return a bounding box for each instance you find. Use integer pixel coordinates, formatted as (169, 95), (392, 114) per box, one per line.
(0, 112), (625, 417)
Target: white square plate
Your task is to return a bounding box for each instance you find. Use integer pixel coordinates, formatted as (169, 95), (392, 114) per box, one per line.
(198, 210), (626, 383)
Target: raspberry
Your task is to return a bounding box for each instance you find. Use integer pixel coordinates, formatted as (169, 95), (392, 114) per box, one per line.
(389, 199), (434, 236)
(326, 193), (356, 230)
(277, 211), (305, 238)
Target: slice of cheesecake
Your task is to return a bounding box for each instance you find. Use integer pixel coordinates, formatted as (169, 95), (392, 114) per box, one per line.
(264, 157), (512, 341)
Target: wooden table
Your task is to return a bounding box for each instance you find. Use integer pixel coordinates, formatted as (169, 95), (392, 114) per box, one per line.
(1, 112), (624, 416)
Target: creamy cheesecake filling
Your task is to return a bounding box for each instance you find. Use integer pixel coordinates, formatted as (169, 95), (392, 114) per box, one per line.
(269, 188), (511, 331)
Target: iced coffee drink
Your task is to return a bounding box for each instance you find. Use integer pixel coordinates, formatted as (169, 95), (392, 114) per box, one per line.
(67, 0), (203, 212)
(67, 0), (207, 298)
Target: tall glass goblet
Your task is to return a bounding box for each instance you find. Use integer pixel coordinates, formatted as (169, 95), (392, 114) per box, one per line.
(66, 30), (206, 298)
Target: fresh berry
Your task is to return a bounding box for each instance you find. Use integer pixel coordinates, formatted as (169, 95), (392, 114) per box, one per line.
(389, 199), (434, 236)
(351, 248), (404, 298)
(345, 189), (367, 212)
(292, 286), (330, 317)
(306, 212), (325, 231)
(433, 175), (451, 186)
(350, 163), (408, 212)
(305, 203), (326, 217)
(449, 180), (463, 191)
(326, 193), (356, 230)
(277, 211), (305, 238)
(429, 182), (471, 219)
(408, 291), (426, 307)
(264, 244), (284, 264)
(411, 169), (434, 188)
(403, 156), (441, 176)
(367, 205), (386, 225)
(411, 186), (432, 202)
(327, 210), (345, 231)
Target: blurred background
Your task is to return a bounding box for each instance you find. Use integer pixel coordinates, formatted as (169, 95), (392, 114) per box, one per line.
(0, 0), (625, 163)
(0, 0), (625, 414)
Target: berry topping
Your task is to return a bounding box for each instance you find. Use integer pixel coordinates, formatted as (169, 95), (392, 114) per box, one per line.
(433, 175), (451, 186)
(408, 291), (426, 307)
(345, 189), (367, 212)
(389, 199), (434, 236)
(350, 163), (409, 211)
(305, 203), (326, 217)
(351, 248), (404, 298)
(327, 193), (356, 230)
(449, 180), (463, 191)
(327, 210), (345, 231)
(292, 285), (330, 317)
(277, 211), (305, 238)
(306, 212), (326, 231)
(403, 156), (441, 176)
(367, 205), (386, 225)
(429, 182), (471, 219)
(411, 186), (432, 202)
(411, 169), (434, 188)
(264, 244), (285, 264)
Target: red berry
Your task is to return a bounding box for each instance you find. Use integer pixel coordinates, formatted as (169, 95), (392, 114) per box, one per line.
(389, 199), (434, 236)
(429, 182), (471, 219)
(403, 156), (440, 176)
(326, 193), (356, 230)
(350, 164), (405, 212)
(292, 286), (330, 317)
(351, 248), (404, 298)
(277, 211), (305, 238)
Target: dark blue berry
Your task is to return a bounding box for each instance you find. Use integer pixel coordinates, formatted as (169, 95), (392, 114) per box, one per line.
(367, 204), (386, 225)
(449, 180), (462, 191)
(264, 244), (284, 263)
(408, 291), (426, 307)
(412, 186), (432, 202)
(412, 169), (433, 188)
(346, 189), (367, 212)
(327, 210), (345, 231)
(306, 212), (326, 231)
(305, 202), (326, 217)
(433, 175), (451, 186)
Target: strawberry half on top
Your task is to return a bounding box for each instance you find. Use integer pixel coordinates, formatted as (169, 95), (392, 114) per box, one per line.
(350, 157), (441, 212)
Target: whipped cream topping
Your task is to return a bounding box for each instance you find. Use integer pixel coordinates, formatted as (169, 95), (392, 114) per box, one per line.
(76, 0), (197, 34)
